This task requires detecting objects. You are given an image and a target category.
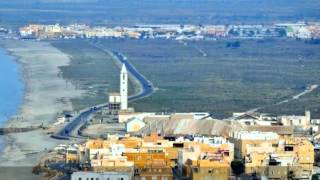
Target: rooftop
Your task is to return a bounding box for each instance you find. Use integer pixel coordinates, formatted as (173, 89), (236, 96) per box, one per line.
(233, 131), (279, 140)
(244, 125), (293, 135)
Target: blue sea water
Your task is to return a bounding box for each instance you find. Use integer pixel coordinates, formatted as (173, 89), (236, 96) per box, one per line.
(0, 48), (24, 149)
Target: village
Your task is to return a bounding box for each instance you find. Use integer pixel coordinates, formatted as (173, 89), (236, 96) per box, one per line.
(34, 63), (320, 180)
(17, 22), (320, 41)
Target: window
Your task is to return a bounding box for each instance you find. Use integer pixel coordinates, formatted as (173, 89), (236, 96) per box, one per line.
(284, 146), (294, 151)
(134, 169), (139, 175)
(193, 167), (199, 173)
(272, 144), (278, 148)
(152, 177), (157, 180)
(162, 177), (168, 180)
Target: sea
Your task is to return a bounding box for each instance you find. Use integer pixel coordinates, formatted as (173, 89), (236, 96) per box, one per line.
(0, 48), (24, 150)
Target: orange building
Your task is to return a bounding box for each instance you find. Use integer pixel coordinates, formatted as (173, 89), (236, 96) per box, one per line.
(124, 151), (173, 179)
(124, 151), (170, 168)
(139, 159), (173, 180)
(192, 159), (230, 180)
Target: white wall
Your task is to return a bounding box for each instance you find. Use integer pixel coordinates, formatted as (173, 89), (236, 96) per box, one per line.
(71, 171), (132, 180)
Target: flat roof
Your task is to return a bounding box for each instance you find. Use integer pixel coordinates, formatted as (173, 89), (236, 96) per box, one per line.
(109, 92), (120, 96)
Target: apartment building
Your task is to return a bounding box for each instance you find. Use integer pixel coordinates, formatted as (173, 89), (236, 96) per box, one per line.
(232, 131), (314, 179)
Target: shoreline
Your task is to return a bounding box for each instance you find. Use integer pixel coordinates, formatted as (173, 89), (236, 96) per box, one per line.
(0, 48), (25, 127)
(1, 47), (27, 127)
(0, 46), (26, 155)
(0, 39), (84, 167)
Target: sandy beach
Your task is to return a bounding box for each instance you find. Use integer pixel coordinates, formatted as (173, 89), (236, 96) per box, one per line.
(0, 40), (84, 169)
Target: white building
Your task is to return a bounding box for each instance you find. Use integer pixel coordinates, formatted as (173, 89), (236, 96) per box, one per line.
(126, 117), (146, 132)
(118, 112), (155, 123)
(296, 27), (312, 39)
(279, 111), (311, 129)
(232, 131), (279, 141)
(108, 92), (121, 113)
(312, 119), (320, 125)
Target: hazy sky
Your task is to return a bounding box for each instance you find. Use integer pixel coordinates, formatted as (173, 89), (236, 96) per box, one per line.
(0, 0), (319, 28)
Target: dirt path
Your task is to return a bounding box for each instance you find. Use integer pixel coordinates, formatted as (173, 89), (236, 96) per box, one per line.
(230, 84), (319, 119)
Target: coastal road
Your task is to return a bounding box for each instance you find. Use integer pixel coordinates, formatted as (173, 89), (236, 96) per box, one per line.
(51, 104), (107, 140)
(51, 45), (154, 140)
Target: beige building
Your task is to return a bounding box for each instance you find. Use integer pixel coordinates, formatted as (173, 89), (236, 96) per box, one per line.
(231, 131), (279, 159)
(178, 137), (234, 179)
(279, 111), (311, 129)
(232, 131), (314, 179)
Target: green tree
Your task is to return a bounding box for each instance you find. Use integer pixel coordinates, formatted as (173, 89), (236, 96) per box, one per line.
(287, 170), (295, 180)
(312, 174), (320, 180)
(231, 159), (244, 177)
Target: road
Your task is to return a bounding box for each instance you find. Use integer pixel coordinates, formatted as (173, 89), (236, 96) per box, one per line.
(51, 105), (107, 140)
(110, 50), (153, 101)
(276, 84), (319, 105)
(51, 45), (154, 140)
(229, 84), (319, 120)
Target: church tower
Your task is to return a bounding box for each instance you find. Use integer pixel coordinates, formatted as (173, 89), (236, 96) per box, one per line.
(120, 63), (128, 110)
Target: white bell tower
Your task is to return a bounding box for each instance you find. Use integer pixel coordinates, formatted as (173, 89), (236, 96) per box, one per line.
(120, 63), (128, 110)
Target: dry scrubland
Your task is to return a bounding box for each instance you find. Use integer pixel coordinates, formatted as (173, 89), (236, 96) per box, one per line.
(51, 39), (320, 118)
(88, 39), (320, 118)
(0, 38), (317, 166)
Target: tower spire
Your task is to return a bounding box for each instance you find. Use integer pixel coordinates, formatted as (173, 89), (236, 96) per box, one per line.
(120, 63), (128, 110)
(121, 63), (127, 74)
